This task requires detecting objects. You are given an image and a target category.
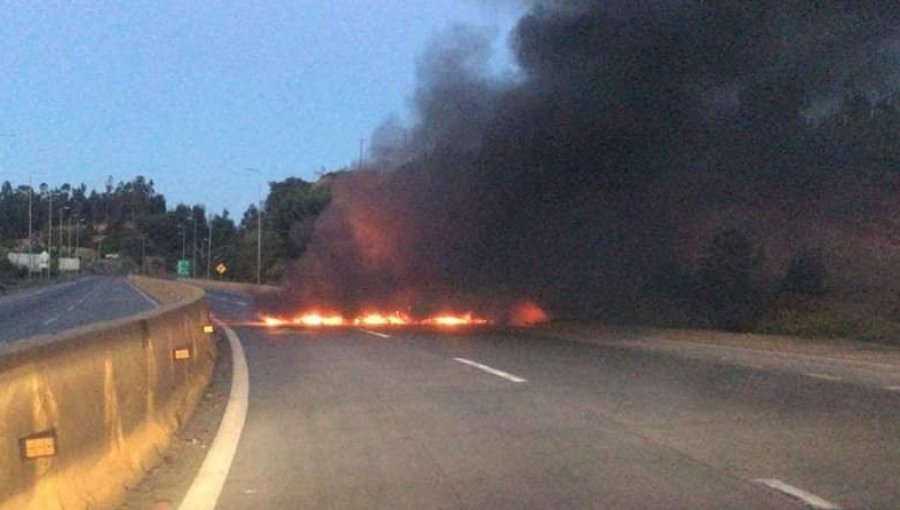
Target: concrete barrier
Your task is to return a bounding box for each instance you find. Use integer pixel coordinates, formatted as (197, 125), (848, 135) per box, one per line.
(177, 277), (280, 295)
(0, 277), (215, 509)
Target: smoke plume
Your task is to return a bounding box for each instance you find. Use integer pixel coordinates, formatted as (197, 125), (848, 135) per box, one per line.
(274, 2), (900, 322)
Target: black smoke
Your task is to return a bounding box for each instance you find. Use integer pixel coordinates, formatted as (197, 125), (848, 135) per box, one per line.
(274, 2), (900, 323)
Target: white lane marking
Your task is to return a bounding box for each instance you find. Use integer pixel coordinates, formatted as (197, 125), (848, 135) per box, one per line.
(804, 372), (842, 382)
(453, 357), (527, 383)
(360, 329), (391, 338)
(179, 320), (249, 510)
(885, 385), (900, 392)
(125, 277), (160, 307)
(754, 479), (840, 509)
(44, 317), (58, 325)
(207, 294), (250, 307)
(66, 282), (101, 312)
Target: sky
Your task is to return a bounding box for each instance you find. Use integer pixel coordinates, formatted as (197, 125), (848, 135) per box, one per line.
(0, 1), (523, 216)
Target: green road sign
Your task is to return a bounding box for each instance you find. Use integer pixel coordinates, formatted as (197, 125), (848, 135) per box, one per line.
(177, 259), (191, 277)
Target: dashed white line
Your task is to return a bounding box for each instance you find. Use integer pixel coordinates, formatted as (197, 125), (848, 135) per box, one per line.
(754, 479), (840, 509)
(43, 317), (58, 325)
(804, 372), (842, 382)
(66, 281), (102, 312)
(453, 357), (527, 383)
(885, 385), (900, 392)
(178, 320), (249, 510)
(126, 278), (160, 307)
(360, 329), (391, 338)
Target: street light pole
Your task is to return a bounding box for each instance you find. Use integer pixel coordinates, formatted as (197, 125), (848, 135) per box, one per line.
(245, 168), (263, 285)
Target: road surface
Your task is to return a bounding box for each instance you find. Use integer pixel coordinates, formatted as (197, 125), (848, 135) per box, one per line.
(204, 289), (900, 509)
(0, 276), (158, 343)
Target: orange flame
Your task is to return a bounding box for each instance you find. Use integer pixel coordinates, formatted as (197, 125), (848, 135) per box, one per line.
(509, 301), (549, 326)
(421, 313), (490, 327)
(353, 312), (410, 326)
(293, 313), (345, 327)
(261, 316), (288, 327)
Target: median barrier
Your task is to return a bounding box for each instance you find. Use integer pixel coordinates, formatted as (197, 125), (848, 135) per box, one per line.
(0, 276), (215, 509)
(176, 276), (279, 296)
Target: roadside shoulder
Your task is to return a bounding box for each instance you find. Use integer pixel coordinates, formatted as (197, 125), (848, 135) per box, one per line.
(535, 322), (900, 388)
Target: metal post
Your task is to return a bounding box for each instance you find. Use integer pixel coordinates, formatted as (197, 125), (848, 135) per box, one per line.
(180, 225), (186, 260)
(140, 234), (146, 274)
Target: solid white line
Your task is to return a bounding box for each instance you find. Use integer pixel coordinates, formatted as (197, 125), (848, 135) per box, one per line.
(754, 479), (840, 509)
(885, 385), (900, 392)
(804, 372), (842, 382)
(44, 317), (58, 325)
(125, 278), (160, 307)
(453, 357), (527, 383)
(178, 320), (249, 510)
(360, 329), (391, 338)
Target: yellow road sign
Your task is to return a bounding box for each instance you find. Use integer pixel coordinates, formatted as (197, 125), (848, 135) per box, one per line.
(215, 262), (227, 275)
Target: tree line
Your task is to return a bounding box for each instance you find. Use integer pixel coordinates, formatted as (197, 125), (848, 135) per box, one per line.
(0, 174), (332, 284)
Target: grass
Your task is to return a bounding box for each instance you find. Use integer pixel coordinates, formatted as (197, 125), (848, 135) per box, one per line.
(756, 306), (900, 345)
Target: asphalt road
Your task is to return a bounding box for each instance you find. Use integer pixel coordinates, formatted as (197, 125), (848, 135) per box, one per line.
(207, 291), (900, 510)
(0, 276), (158, 343)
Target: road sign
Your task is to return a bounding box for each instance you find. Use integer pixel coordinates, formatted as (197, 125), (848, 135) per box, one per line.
(177, 259), (190, 277)
(215, 262), (227, 275)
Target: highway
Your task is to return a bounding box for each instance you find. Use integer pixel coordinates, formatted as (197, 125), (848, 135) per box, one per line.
(0, 276), (158, 343)
(203, 289), (900, 509)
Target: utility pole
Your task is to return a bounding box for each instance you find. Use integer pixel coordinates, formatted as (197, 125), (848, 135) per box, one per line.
(256, 202), (262, 285)
(67, 213), (73, 256)
(27, 177), (32, 280)
(75, 218), (82, 256)
(47, 188), (53, 258)
(192, 216), (198, 278)
(140, 234), (146, 274)
(179, 225), (186, 260)
(206, 214), (213, 280)
(59, 206), (67, 259)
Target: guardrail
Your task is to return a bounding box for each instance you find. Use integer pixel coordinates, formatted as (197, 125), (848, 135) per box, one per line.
(0, 276), (216, 509)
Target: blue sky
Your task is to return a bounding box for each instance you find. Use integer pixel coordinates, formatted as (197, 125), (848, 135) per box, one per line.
(0, 1), (523, 216)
